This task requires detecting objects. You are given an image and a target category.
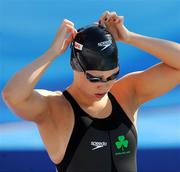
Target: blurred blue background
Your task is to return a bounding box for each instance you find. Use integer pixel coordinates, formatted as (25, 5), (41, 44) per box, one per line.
(0, 0), (180, 171)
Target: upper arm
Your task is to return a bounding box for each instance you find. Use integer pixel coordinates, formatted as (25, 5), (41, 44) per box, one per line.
(4, 89), (62, 122)
(133, 62), (180, 105)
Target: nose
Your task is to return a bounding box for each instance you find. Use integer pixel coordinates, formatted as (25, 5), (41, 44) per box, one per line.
(97, 85), (103, 89)
(96, 82), (110, 90)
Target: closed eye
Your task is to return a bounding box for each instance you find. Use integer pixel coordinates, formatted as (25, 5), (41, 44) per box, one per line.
(87, 70), (119, 78)
(107, 70), (120, 80)
(86, 73), (102, 80)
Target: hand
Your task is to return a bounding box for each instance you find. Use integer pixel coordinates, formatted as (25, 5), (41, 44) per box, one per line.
(50, 19), (77, 56)
(99, 11), (131, 43)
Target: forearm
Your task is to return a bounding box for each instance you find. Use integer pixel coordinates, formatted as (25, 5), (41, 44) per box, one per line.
(126, 32), (180, 70)
(2, 48), (58, 103)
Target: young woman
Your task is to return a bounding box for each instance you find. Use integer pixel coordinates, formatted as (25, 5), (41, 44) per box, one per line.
(2, 11), (180, 172)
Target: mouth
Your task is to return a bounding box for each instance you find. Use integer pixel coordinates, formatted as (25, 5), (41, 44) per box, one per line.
(94, 93), (106, 98)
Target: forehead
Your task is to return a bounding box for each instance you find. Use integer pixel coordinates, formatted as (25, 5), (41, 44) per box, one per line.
(86, 66), (120, 76)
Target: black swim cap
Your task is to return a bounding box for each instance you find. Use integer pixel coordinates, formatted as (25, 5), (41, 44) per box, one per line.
(70, 24), (118, 71)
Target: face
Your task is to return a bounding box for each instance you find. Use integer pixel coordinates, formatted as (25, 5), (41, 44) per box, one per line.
(73, 66), (120, 99)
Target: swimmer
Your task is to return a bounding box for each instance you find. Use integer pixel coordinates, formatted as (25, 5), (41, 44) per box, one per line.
(2, 11), (180, 172)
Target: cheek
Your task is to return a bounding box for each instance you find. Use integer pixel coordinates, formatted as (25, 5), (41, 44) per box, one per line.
(79, 78), (94, 91)
(83, 82), (98, 95)
(96, 81), (115, 90)
(86, 82), (96, 91)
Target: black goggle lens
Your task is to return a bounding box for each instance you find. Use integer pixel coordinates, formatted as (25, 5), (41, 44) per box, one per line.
(86, 70), (120, 83)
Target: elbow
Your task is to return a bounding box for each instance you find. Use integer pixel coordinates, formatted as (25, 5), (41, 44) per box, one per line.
(2, 88), (9, 102)
(2, 89), (13, 106)
(1, 88), (19, 106)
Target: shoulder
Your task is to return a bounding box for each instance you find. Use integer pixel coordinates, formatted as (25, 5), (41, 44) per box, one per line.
(110, 72), (142, 129)
(111, 71), (140, 97)
(110, 72), (141, 114)
(35, 89), (72, 117)
(116, 62), (180, 105)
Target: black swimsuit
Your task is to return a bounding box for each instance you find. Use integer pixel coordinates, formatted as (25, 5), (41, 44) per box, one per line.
(55, 90), (137, 172)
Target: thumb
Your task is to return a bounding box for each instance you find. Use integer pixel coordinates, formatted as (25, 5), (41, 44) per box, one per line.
(62, 33), (74, 51)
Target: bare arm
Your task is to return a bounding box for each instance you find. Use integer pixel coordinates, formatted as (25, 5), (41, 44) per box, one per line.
(100, 11), (180, 105)
(100, 11), (180, 70)
(121, 20), (180, 104)
(124, 33), (180, 105)
(2, 19), (76, 122)
(2, 49), (57, 105)
(127, 32), (180, 70)
(132, 63), (180, 105)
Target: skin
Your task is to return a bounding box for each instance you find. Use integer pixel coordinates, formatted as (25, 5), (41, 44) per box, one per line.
(71, 68), (119, 105)
(2, 11), (180, 167)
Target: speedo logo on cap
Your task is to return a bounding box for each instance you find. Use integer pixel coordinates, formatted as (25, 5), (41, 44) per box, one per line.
(74, 42), (83, 50)
(98, 39), (112, 51)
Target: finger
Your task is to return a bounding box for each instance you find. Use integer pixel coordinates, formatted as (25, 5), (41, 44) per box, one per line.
(64, 33), (74, 47)
(65, 24), (76, 32)
(57, 19), (74, 35)
(105, 13), (118, 27)
(63, 19), (74, 26)
(101, 10), (110, 20)
(58, 23), (75, 37)
(60, 32), (74, 53)
(65, 24), (77, 33)
(61, 22), (74, 32)
(104, 11), (117, 23)
(99, 10), (110, 24)
(108, 11), (118, 22)
(66, 26), (77, 38)
(102, 11), (116, 28)
(114, 16), (124, 24)
(55, 27), (67, 48)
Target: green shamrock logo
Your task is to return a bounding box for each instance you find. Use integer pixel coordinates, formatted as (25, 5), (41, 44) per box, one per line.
(115, 135), (128, 151)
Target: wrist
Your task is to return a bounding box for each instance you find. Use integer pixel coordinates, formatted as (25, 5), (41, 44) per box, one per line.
(123, 31), (135, 44)
(125, 32), (141, 45)
(47, 48), (61, 59)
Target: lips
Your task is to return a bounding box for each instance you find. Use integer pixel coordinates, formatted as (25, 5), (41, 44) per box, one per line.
(96, 93), (106, 95)
(95, 93), (106, 98)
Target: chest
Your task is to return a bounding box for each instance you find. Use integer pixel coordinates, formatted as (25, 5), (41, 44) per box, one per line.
(38, 90), (138, 165)
(57, 113), (137, 172)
